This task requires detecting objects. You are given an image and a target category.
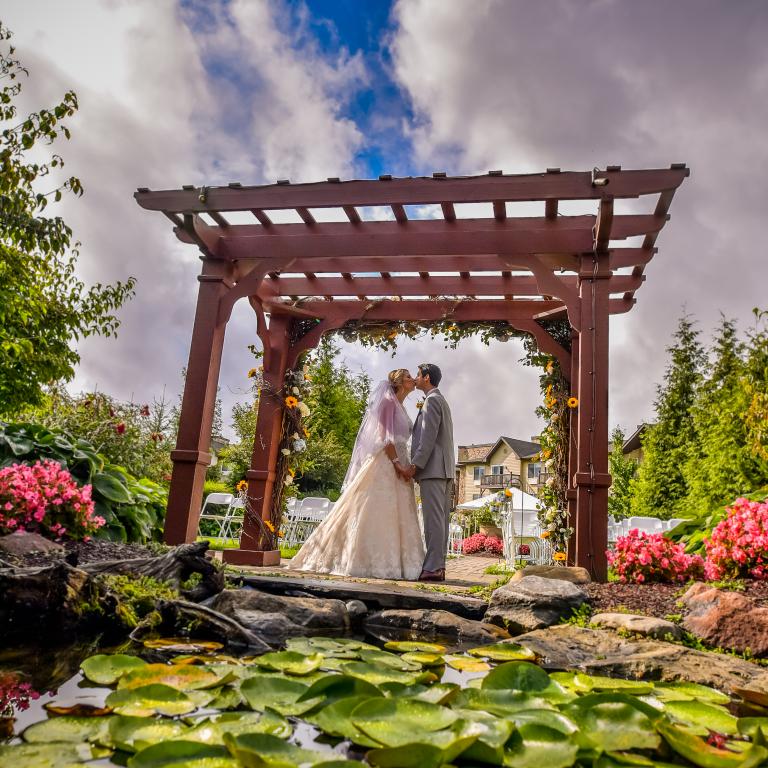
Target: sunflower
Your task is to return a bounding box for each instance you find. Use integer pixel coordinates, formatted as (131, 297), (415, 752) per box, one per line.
(504, 488), (513, 497)
(264, 520), (275, 534)
(284, 396), (299, 408)
(236, 480), (248, 492)
(553, 552), (567, 562)
(540, 531), (551, 539)
(303, 428), (311, 438)
(546, 361), (554, 374)
(247, 368), (258, 379)
(567, 397), (579, 408)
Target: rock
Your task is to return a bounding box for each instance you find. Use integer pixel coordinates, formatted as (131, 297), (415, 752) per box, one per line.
(345, 599), (368, 620)
(364, 608), (509, 642)
(484, 575), (588, 634)
(0, 531), (64, 558)
(510, 565), (591, 585)
(515, 624), (768, 696)
(211, 588), (351, 636)
(592, 612), (682, 640)
(682, 583), (768, 656)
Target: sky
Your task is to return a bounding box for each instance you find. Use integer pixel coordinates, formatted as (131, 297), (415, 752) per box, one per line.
(4, 0), (768, 449)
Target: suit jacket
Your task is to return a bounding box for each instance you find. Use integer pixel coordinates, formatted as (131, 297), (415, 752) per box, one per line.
(410, 388), (455, 481)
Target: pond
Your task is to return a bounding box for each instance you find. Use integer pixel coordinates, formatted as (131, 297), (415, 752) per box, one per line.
(1, 632), (767, 767)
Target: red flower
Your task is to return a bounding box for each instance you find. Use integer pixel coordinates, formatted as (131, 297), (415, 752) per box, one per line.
(140, 405), (150, 417)
(115, 422), (126, 435)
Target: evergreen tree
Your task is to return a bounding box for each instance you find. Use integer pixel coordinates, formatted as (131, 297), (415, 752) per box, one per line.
(743, 308), (768, 468)
(608, 426), (636, 520)
(631, 314), (705, 518)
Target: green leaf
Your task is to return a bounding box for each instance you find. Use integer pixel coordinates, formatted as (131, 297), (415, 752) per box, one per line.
(297, 673), (382, 706)
(309, 695), (384, 747)
(118, 663), (226, 691)
(106, 684), (197, 717)
(383, 641), (447, 653)
(81, 653), (147, 685)
(107, 715), (189, 752)
(253, 651), (324, 676)
(239, 675), (320, 716)
(654, 681), (731, 704)
(0, 741), (102, 767)
(659, 722), (768, 768)
(503, 723), (578, 768)
(127, 740), (237, 768)
(665, 700), (739, 735)
(481, 660), (552, 692)
(466, 642), (538, 662)
(223, 732), (328, 767)
(350, 698), (458, 746)
(22, 715), (114, 744)
(185, 711), (292, 744)
(339, 660), (430, 686)
(92, 471), (133, 503)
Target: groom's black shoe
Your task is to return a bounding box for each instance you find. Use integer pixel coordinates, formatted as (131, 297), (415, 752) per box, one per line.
(418, 569), (445, 582)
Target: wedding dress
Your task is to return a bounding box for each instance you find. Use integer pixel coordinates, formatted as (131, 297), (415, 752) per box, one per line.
(290, 382), (425, 580)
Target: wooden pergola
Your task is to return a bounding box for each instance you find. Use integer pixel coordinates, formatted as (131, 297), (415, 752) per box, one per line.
(135, 165), (688, 580)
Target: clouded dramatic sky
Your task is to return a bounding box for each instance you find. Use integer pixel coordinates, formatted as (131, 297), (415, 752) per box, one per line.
(5, 0), (767, 447)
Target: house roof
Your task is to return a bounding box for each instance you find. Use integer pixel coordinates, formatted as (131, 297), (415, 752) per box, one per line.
(457, 437), (541, 464)
(623, 424), (650, 454)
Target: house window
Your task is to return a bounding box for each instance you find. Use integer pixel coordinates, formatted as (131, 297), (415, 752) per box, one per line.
(472, 493), (481, 500)
(491, 464), (504, 476)
(473, 466), (484, 482)
(527, 462), (542, 481)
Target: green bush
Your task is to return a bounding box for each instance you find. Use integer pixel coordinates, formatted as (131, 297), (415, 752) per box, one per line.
(203, 480), (230, 496)
(0, 421), (167, 543)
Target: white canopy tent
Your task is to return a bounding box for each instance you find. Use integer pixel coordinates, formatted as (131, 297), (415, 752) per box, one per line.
(456, 489), (542, 512)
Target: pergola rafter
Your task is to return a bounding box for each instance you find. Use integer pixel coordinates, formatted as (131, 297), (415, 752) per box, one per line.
(135, 166), (688, 580)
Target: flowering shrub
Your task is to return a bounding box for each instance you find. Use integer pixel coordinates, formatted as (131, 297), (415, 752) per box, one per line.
(704, 497), (768, 580)
(0, 459), (104, 540)
(0, 673), (41, 716)
(462, 533), (504, 555)
(607, 529), (704, 583)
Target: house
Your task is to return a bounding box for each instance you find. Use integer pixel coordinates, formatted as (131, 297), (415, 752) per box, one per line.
(455, 436), (543, 505)
(622, 424), (649, 464)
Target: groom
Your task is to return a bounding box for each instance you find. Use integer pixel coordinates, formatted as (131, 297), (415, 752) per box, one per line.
(404, 363), (455, 582)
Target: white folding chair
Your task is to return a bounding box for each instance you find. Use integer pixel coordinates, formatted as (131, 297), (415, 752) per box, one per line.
(628, 516), (664, 535)
(290, 497), (331, 547)
(447, 517), (464, 556)
(197, 492), (234, 538)
(220, 496), (245, 541)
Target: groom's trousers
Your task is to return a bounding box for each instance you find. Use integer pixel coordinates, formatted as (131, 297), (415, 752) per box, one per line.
(420, 478), (454, 572)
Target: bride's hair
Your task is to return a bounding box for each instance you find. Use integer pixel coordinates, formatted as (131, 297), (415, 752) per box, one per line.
(388, 368), (409, 392)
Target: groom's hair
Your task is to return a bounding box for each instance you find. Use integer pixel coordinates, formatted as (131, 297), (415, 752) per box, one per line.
(418, 363), (442, 386)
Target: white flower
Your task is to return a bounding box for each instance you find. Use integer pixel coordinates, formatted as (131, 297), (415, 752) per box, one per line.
(546, 476), (556, 487)
(297, 402), (310, 417)
(292, 432), (300, 440)
(284, 474), (293, 486)
(281, 448), (291, 456)
(292, 387), (300, 395)
(292, 438), (307, 452)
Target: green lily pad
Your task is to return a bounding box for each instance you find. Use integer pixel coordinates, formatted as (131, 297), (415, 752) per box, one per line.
(107, 716), (189, 752)
(351, 697), (458, 746)
(0, 742), (101, 768)
(508, 708), (579, 734)
(81, 653), (147, 685)
(444, 655), (490, 672)
(186, 711), (292, 743)
(503, 723), (578, 768)
(481, 661), (552, 692)
(666, 700), (739, 735)
(383, 641), (447, 653)
(381, 682), (459, 704)
(127, 740), (237, 767)
(659, 721), (768, 768)
(358, 649), (423, 671)
(587, 675), (656, 695)
(143, 638), (224, 653)
(22, 715), (114, 744)
(239, 675), (320, 716)
(119, 663), (228, 691)
(286, 637), (377, 657)
(564, 695), (660, 752)
(400, 652), (444, 667)
(224, 732), (328, 767)
(549, 671), (594, 693)
(450, 709), (514, 764)
(310, 695), (385, 747)
(654, 681), (731, 704)
(253, 651), (324, 676)
(298, 673), (382, 706)
(738, 717), (768, 739)
(339, 661), (429, 686)
(106, 684), (197, 717)
(467, 642), (537, 662)
(315, 762), (368, 768)
(452, 687), (557, 716)
(207, 686), (244, 710)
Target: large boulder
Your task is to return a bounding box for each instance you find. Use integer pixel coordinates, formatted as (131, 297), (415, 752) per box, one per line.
(592, 612), (683, 641)
(211, 588), (351, 638)
(510, 565), (591, 585)
(364, 608), (509, 643)
(682, 582), (768, 656)
(515, 624), (768, 696)
(484, 575), (588, 633)
(0, 531), (64, 559)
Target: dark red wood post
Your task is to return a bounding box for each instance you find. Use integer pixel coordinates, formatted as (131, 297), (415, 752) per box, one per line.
(573, 253), (612, 580)
(166, 261), (232, 544)
(566, 330), (579, 565)
(223, 315), (291, 567)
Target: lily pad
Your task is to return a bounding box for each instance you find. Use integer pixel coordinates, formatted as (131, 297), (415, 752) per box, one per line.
(22, 715), (114, 745)
(450, 709), (514, 764)
(738, 717), (768, 739)
(658, 721), (768, 768)
(339, 661), (430, 686)
(143, 638), (224, 653)
(481, 661), (552, 692)
(310, 695), (384, 747)
(0, 741), (101, 768)
(107, 715), (189, 752)
(503, 724), (579, 768)
(564, 696), (661, 752)
(452, 687), (557, 716)
(206, 686), (244, 710)
(467, 642), (537, 662)
(381, 682), (459, 704)
(665, 700), (739, 735)
(224, 732), (329, 767)
(106, 683), (197, 717)
(351, 697), (458, 746)
(81, 653), (147, 685)
(298, 673), (382, 706)
(507, 708), (579, 735)
(173, 654), (241, 666)
(654, 681), (731, 704)
(549, 671), (594, 693)
(42, 702), (113, 717)
(587, 675), (656, 695)
(286, 637), (377, 657)
(239, 675), (321, 716)
(186, 711), (292, 743)
(400, 652), (444, 667)
(384, 641), (447, 653)
(358, 648), (423, 671)
(444, 655), (491, 672)
(118, 663), (228, 691)
(127, 740), (237, 767)
(253, 651), (324, 676)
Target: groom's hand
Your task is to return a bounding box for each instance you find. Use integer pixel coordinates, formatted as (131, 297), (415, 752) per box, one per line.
(403, 463), (417, 480)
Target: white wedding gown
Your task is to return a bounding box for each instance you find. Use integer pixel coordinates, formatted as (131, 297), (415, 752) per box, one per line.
(290, 401), (425, 580)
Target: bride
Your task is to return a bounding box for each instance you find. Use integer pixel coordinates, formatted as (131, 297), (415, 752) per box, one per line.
(290, 368), (425, 580)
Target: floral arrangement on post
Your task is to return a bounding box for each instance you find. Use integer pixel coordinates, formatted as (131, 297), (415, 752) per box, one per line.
(0, 459), (104, 539)
(704, 497), (768, 580)
(607, 529), (705, 583)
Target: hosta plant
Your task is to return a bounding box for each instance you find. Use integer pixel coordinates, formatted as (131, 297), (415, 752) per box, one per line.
(704, 496), (768, 580)
(608, 529), (704, 583)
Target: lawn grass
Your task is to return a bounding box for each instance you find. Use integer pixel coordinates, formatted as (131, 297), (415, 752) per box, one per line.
(197, 536), (300, 559)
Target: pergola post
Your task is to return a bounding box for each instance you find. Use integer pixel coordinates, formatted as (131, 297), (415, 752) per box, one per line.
(566, 330), (579, 565)
(573, 253), (612, 579)
(223, 314), (292, 567)
(166, 261), (232, 544)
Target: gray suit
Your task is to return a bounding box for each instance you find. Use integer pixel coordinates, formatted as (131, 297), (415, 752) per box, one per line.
(411, 388), (455, 571)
